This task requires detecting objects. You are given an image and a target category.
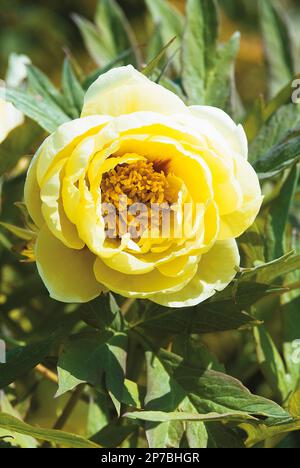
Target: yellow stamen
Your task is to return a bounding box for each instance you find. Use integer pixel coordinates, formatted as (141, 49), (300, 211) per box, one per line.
(100, 159), (175, 239)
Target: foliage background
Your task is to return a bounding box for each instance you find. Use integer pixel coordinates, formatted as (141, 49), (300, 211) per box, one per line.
(0, 0), (300, 449)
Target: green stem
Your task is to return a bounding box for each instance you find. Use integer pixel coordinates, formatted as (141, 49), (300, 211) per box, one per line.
(52, 384), (86, 430)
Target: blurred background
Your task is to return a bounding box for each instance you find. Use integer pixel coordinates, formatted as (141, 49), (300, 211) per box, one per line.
(0, 0), (279, 105)
(0, 0), (299, 105)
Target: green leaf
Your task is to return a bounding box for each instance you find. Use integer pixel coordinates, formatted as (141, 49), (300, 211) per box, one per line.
(249, 104), (300, 164)
(125, 410), (256, 423)
(27, 65), (68, 115)
(57, 329), (129, 415)
(205, 32), (240, 113)
(288, 389), (300, 418)
(259, 0), (294, 97)
(0, 119), (43, 176)
(131, 281), (276, 335)
(253, 326), (290, 402)
(94, 0), (140, 68)
(61, 59), (84, 119)
(0, 413), (100, 448)
(239, 251), (300, 284)
(244, 73), (300, 143)
(254, 134), (300, 179)
(0, 222), (36, 241)
(91, 420), (138, 448)
(0, 315), (77, 389)
(182, 0), (218, 104)
(80, 293), (124, 332)
(282, 283), (300, 390)
(283, 300), (300, 390)
(0, 393), (37, 448)
(72, 14), (113, 67)
(241, 418), (300, 448)
(141, 347), (289, 447)
(265, 166), (299, 260)
(145, 0), (184, 73)
(86, 393), (110, 438)
(172, 335), (225, 373)
(0, 88), (70, 133)
(156, 348), (290, 419)
(142, 37), (176, 77)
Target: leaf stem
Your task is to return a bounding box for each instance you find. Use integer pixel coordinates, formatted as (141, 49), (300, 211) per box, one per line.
(285, 281), (300, 292)
(35, 364), (58, 385)
(120, 298), (135, 315)
(53, 384), (85, 431)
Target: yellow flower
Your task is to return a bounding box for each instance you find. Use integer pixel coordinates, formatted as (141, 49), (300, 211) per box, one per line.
(24, 66), (262, 307)
(0, 98), (24, 144)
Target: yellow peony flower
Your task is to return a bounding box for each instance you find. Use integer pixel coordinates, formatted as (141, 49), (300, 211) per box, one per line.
(24, 66), (262, 307)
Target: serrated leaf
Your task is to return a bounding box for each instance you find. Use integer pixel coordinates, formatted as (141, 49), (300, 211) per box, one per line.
(0, 413), (100, 448)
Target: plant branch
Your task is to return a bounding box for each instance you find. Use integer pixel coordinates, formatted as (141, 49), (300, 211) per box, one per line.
(53, 384), (85, 431)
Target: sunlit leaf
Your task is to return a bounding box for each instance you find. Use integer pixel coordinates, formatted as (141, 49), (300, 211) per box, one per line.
(0, 413), (100, 448)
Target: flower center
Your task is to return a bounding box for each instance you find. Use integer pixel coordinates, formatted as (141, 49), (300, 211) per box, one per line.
(100, 159), (175, 240)
(101, 159), (173, 207)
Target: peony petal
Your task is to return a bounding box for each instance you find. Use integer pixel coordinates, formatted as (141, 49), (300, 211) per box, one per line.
(219, 196), (263, 240)
(94, 255), (198, 299)
(218, 158), (262, 240)
(24, 149), (44, 228)
(35, 225), (103, 303)
(151, 239), (240, 307)
(36, 115), (111, 185)
(188, 105), (248, 159)
(40, 158), (84, 249)
(82, 65), (188, 118)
